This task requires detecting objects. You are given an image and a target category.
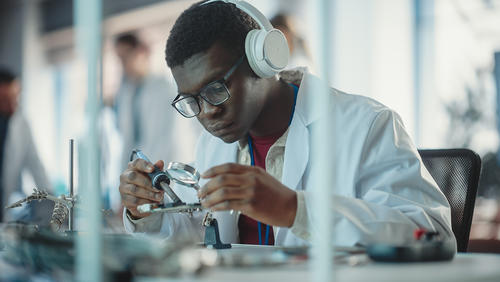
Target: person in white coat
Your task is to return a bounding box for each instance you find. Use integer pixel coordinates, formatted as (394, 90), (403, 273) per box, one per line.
(113, 33), (201, 168)
(118, 0), (454, 249)
(108, 33), (201, 213)
(0, 68), (51, 222)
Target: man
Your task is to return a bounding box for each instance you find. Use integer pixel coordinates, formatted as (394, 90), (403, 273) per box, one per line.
(0, 67), (50, 222)
(119, 1), (454, 248)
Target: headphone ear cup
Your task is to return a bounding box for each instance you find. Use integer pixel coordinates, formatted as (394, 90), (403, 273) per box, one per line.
(263, 29), (289, 70)
(245, 28), (289, 78)
(245, 29), (269, 78)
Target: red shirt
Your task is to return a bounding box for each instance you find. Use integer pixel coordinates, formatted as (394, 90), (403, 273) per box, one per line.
(238, 132), (284, 245)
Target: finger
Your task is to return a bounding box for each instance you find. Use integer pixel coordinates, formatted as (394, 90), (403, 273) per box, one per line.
(120, 184), (163, 202)
(202, 163), (255, 178)
(128, 208), (151, 219)
(154, 160), (164, 171)
(209, 199), (250, 212)
(120, 170), (160, 193)
(201, 187), (252, 208)
(198, 174), (249, 199)
(128, 158), (155, 173)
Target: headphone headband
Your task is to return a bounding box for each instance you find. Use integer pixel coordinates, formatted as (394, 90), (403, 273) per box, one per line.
(202, 0), (273, 31)
(200, 0), (289, 78)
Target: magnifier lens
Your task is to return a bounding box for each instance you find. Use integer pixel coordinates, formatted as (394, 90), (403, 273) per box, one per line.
(167, 169), (198, 185)
(166, 162), (200, 187)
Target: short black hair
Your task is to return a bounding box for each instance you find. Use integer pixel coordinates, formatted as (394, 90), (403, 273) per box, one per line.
(115, 32), (142, 49)
(165, 1), (259, 68)
(270, 13), (290, 31)
(0, 67), (17, 85)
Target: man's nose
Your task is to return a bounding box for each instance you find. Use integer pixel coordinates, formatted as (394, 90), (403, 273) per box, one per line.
(198, 98), (222, 118)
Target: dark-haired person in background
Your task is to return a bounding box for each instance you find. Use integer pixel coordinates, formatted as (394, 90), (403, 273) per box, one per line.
(107, 32), (202, 212)
(0, 67), (50, 222)
(113, 33), (201, 170)
(118, 1), (454, 248)
(270, 13), (315, 71)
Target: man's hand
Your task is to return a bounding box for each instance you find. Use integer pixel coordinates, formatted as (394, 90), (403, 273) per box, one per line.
(119, 158), (165, 219)
(198, 163), (297, 227)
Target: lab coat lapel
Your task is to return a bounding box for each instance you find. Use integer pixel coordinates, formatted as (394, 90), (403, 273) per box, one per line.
(276, 73), (327, 245)
(281, 118), (309, 191)
(275, 82), (310, 245)
(281, 72), (321, 191)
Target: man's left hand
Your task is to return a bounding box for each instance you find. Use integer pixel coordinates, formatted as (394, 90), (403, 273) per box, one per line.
(198, 163), (297, 227)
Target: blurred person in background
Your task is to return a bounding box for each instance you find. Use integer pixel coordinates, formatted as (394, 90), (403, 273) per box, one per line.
(270, 13), (314, 72)
(106, 33), (200, 214)
(113, 33), (200, 168)
(0, 67), (51, 223)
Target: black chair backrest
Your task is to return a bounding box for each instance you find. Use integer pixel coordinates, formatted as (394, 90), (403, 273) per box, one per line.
(418, 149), (481, 252)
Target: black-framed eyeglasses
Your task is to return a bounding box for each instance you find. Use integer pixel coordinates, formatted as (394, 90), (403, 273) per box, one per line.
(171, 56), (245, 118)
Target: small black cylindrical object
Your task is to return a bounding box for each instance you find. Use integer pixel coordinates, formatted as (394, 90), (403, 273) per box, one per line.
(133, 150), (170, 189)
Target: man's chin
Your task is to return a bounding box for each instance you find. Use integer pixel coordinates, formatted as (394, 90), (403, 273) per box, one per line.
(211, 131), (242, 144)
(218, 134), (240, 144)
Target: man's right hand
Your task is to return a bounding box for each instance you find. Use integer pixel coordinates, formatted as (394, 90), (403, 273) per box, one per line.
(119, 158), (165, 219)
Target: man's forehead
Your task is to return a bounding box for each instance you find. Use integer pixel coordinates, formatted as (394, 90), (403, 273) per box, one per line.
(173, 53), (211, 89)
(171, 44), (237, 94)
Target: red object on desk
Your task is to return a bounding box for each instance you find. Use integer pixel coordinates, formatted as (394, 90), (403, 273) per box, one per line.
(414, 228), (427, 240)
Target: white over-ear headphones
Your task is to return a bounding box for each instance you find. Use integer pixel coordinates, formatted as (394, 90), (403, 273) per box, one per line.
(201, 0), (289, 78)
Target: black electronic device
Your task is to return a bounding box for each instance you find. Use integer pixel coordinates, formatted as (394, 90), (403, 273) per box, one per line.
(367, 230), (455, 262)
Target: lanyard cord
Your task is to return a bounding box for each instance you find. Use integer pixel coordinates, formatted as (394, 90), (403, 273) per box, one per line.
(247, 83), (299, 245)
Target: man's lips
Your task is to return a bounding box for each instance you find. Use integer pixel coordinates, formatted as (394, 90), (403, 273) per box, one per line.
(208, 122), (234, 134)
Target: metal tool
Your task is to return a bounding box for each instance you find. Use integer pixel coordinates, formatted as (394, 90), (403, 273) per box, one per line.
(5, 188), (75, 232)
(5, 140), (77, 232)
(130, 149), (231, 249)
(131, 149), (205, 215)
(68, 139), (74, 231)
(137, 203), (202, 214)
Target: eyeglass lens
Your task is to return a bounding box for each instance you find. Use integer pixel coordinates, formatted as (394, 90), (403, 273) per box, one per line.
(175, 81), (229, 117)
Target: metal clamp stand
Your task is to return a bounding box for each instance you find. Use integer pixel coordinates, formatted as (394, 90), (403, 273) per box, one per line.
(203, 213), (231, 249)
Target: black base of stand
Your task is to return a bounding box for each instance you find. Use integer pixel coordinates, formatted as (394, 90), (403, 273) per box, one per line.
(204, 218), (231, 249)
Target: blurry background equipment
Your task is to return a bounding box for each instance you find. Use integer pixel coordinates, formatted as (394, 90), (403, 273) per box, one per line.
(0, 222), (217, 280)
(5, 188), (76, 232)
(4, 139), (76, 232)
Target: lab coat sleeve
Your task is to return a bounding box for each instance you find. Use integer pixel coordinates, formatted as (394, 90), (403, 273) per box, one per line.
(122, 205), (205, 241)
(292, 110), (455, 247)
(23, 120), (51, 191)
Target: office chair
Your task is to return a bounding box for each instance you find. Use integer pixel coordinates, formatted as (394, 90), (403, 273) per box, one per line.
(418, 149), (481, 252)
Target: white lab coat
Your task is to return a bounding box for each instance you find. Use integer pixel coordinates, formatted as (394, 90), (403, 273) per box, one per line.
(1, 110), (50, 220)
(124, 71), (454, 248)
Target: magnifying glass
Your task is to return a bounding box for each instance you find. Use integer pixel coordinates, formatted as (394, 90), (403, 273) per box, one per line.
(166, 162), (200, 190)
(131, 150), (203, 214)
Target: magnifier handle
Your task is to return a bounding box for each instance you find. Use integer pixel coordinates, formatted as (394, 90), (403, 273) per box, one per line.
(134, 150), (170, 189)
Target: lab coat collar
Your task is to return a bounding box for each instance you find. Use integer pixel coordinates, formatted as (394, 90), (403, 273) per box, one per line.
(279, 69), (331, 126)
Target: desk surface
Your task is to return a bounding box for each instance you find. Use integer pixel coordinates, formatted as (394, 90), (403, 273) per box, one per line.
(139, 250), (500, 282)
(3, 237), (500, 282)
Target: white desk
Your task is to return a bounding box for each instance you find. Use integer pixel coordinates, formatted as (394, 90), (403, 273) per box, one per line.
(139, 251), (500, 282)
